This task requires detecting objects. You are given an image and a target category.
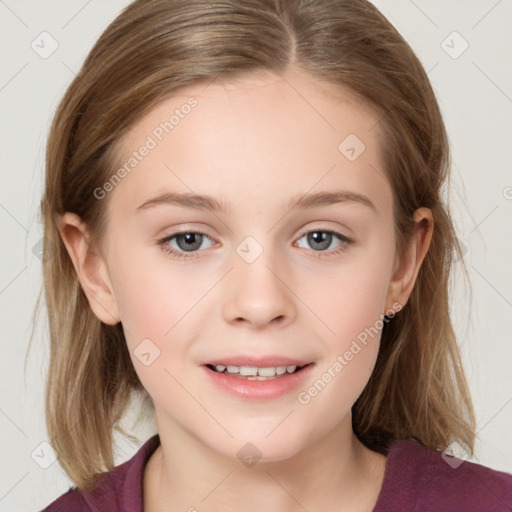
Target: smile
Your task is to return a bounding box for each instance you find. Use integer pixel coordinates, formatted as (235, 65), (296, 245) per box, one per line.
(202, 362), (314, 400)
(206, 364), (305, 380)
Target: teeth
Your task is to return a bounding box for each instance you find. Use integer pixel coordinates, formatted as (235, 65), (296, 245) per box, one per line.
(213, 364), (300, 376)
(257, 367), (277, 377)
(239, 367), (258, 376)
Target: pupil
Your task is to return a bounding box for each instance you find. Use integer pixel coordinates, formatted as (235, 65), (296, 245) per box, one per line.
(309, 231), (330, 250)
(177, 233), (202, 252)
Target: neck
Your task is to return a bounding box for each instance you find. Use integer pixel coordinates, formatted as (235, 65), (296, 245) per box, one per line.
(144, 415), (386, 512)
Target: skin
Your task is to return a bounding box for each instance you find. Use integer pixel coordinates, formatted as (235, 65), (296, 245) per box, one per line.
(58, 67), (433, 511)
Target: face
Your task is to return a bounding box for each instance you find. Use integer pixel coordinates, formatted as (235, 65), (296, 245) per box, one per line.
(88, 68), (403, 461)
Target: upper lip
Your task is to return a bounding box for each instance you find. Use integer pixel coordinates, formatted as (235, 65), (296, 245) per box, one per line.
(202, 355), (313, 367)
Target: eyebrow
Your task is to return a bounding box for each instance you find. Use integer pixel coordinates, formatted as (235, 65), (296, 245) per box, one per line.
(135, 189), (377, 214)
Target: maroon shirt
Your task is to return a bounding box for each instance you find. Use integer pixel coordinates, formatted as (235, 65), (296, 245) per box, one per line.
(42, 434), (512, 511)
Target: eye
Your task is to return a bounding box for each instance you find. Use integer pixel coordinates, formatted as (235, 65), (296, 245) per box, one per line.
(295, 228), (353, 258)
(157, 227), (353, 260)
(158, 230), (215, 260)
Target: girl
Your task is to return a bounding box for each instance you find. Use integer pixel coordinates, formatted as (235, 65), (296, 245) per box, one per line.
(38, 0), (512, 510)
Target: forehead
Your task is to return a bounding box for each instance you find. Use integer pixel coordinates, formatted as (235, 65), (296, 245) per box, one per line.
(108, 68), (391, 218)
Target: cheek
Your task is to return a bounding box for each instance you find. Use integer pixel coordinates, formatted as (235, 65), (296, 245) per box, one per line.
(108, 244), (211, 383)
(117, 275), (174, 338)
(107, 241), (184, 346)
(306, 242), (393, 343)
(305, 239), (394, 402)
(109, 257), (196, 402)
(297, 258), (391, 423)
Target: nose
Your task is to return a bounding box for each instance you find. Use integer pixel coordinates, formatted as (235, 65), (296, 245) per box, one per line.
(222, 247), (296, 330)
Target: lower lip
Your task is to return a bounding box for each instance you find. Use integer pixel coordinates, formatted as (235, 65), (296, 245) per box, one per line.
(201, 364), (315, 400)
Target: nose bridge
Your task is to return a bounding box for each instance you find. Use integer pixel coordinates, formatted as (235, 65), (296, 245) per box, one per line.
(222, 234), (294, 329)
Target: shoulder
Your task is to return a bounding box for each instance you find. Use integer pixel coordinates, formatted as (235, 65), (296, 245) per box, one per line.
(41, 434), (160, 512)
(374, 439), (512, 512)
(41, 487), (88, 511)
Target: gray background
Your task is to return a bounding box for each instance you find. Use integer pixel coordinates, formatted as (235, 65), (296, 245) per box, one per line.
(1, 0), (511, 510)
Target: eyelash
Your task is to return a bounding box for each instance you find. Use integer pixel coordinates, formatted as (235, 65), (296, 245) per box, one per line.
(157, 227), (353, 260)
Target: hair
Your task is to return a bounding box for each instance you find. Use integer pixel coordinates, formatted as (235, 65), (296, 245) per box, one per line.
(29, 0), (476, 491)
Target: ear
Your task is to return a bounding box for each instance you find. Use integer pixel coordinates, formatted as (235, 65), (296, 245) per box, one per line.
(57, 212), (121, 325)
(385, 207), (434, 313)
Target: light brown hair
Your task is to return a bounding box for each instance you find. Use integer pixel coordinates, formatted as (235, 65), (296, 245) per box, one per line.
(30, 0), (475, 491)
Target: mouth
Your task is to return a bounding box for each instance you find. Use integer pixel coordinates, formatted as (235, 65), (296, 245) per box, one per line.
(204, 363), (312, 380)
(201, 358), (316, 400)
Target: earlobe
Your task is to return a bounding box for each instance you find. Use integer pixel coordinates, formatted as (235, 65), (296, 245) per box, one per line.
(57, 212), (121, 325)
(385, 207), (434, 312)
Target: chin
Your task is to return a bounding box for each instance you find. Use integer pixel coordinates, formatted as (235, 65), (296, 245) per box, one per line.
(211, 424), (312, 464)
